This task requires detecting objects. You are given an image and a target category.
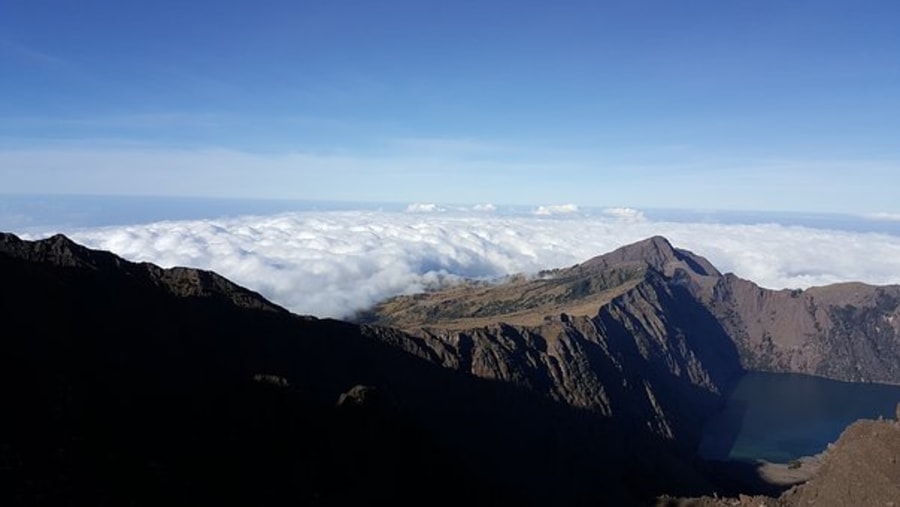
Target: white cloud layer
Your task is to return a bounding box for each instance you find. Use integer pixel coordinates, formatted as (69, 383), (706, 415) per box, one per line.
(602, 207), (646, 221)
(404, 203), (445, 213)
(37, 211), (900, 319)
(866, 212), (900, 222)
(534, 204), (579, 216)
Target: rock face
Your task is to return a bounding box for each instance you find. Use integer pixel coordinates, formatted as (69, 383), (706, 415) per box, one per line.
(668, 418), (900, 507)
(778, 418), (900, 506)
(707, 276), (900, 383)
(374, 238), (746, 449)
(371, 237), (739, 449)
(370, 235), (900, 502)
(374, 236), (900, 415)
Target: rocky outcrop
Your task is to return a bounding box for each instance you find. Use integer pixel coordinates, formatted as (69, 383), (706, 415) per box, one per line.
(667, 418), (900, 507)
(0, 232), (285, 312)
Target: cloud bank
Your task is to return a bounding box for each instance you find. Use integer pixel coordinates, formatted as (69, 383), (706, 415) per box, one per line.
(404, 203), (445, 213)
(601, 207), (646, 221)
(39, 210), (900, 319)
(472, 203), (497, 212)
(534, 204), (579, 216)
(866, 212), (900, 222)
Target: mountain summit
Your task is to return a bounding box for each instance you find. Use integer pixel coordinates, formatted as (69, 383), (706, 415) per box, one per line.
(580, 235), (720, 278)
(373, 235), (900, 385)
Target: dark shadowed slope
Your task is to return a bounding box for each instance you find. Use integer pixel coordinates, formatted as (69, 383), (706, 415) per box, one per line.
(0, 232), (722, 506)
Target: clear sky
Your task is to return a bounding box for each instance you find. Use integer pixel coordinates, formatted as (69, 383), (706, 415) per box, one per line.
(2, 0), (899, 213)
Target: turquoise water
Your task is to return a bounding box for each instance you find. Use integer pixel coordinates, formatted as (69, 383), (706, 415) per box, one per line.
(698, 372), (900, 463)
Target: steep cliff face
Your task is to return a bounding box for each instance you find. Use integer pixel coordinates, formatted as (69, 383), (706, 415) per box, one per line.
(373, 234), (900, 453)
(373, 237), (746, 448)
(706, 275), (900, 383)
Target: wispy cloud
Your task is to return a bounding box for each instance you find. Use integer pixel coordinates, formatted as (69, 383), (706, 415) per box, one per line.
(0, 38), (68, 68)
(404, 203), (445, 213)
(534, 204), (579, 216)
(601, 207), (645, 221)
(2, 142), (899, 213)
(0, 112), (227, 129)
(0, 144), (578, 204)
(27, 210), (900, 319)
(386, 137), (511, 156)
(865, 212), (900, 222)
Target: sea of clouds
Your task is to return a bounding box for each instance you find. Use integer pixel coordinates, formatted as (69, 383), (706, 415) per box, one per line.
(28, 206), (900, 319)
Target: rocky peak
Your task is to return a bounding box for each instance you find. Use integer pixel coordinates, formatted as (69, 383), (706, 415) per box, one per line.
(580, 236), (720, 279)
(0, 232), (284, 313)
(0, 232), (118, 269)
(371, 236), (725, 331)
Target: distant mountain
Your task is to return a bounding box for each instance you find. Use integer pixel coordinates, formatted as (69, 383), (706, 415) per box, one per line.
(4, 232), (899, 506)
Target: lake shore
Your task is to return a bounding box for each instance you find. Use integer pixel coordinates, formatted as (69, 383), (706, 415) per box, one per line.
(756, 451), (826, 485)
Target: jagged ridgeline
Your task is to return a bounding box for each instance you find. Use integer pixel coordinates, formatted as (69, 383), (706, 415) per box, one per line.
(373, 235), (900, 385)
(3, 232), (900, 506)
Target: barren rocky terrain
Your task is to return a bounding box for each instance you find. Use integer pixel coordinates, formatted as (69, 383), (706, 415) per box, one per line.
(4, 232), (899, 505)
(665, 416), (900, 506)
(374, 235), (900, 385)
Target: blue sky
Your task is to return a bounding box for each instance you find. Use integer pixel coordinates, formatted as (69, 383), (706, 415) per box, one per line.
(2, 1), (899, 213)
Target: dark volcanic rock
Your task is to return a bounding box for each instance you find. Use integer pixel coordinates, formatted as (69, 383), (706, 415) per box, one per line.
(706, 275), (900, 383)
(0, 232), (718, 506)
(580, 235), (720, 278)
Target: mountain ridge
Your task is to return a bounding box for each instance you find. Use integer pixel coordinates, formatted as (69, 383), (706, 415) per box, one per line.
(0, 232), (286, 312)
(367, 233), (900, 486)
(1, 231), (725, 505)
(4, 231), (900, 505)
(372, 235), (900, 386)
